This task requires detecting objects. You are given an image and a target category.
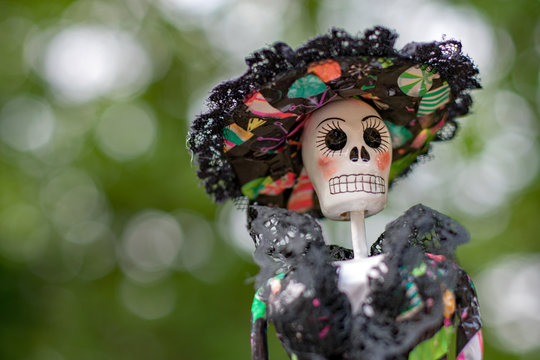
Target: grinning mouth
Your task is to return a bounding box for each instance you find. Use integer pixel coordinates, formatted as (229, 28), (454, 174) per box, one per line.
(329, 174), (386, 195)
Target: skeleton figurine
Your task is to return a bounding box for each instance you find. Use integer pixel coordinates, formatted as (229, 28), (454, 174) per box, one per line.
(302, 99), (389, 312)
(188, 27), (483, 359)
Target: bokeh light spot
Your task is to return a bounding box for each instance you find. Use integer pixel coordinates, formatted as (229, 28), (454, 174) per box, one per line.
(159, 0), (229, 16)
(174, 210), (214, 273)
(120, 210), (183, 283)
(0, 202), (50, 263)
(64, 220), (110, 245)
(95, 103), (157, 161)
(41, 169), (109, 236)
(119, 278), (176, 320)
(0, 95), (55, 151)
(218, 202), (254, 257)
(207, 1), (285, 59)
(62, 229), (116, 281)
(42, 25), (152, 104)
(477, 254), (540, 354)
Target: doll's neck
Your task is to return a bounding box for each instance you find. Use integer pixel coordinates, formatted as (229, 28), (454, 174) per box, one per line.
(350, 211), (368, 259)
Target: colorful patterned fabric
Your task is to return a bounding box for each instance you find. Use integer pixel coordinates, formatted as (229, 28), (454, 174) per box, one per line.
(286, 168), (314, 212)
(408, 323), (457, 360)
(223, 123), (253, 152)
(307, 59), (342, 82)
(259, 172), (296, 196)
(417, 83), (452, 116)
(398, 65), (438, 97)
(287, 74), (327, 98)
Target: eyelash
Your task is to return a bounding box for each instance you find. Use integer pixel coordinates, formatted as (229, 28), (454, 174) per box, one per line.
(362, 117), (391, 153)
(315, 120), (346, 157)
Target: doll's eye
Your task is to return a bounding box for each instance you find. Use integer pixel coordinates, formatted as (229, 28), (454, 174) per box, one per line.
(326, 129), (347, 150)
(316, 120), (347, 156)
(361, 116), (390, 153)
(364, 128), (381, 148)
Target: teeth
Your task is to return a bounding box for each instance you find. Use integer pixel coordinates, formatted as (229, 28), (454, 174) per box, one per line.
(328, 174), (386, 195)
(347, 175), (355, 192)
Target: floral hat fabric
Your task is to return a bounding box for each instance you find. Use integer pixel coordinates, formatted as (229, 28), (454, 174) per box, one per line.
(188, 27), (480, 215)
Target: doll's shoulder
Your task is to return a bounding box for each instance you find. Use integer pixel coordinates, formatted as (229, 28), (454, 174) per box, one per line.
(371, 203), (470, 258)
(368, 203), (478, 322)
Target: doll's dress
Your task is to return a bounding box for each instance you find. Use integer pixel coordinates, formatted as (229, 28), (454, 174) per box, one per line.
(248, 204), (482, 360)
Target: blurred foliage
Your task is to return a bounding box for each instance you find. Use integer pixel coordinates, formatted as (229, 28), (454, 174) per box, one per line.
(0, 0), (539, 359)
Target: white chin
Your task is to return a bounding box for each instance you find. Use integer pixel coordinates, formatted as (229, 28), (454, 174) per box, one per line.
(319, 189), (387, 220)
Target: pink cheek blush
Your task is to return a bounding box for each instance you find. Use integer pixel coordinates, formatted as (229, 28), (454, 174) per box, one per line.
(376, 151), (391, 171)
(317, 156), (337, 178)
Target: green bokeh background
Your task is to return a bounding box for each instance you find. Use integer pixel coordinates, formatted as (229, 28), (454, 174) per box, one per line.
(1, 0), (539, 359)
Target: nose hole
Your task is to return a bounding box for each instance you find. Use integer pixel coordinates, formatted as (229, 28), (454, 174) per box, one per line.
(349, 147), (359, 162)
(361, 146), (370, 162)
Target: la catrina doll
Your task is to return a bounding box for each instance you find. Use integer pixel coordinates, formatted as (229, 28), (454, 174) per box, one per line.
(188, 27), (483, 359)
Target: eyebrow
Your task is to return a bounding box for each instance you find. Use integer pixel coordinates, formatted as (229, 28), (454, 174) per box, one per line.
(362, 115), (383, 122)
(316, 117), (345, 128)
(316, 115), (383, 128)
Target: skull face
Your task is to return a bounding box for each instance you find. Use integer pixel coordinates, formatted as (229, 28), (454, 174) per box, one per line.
(301, 98), (392, 220)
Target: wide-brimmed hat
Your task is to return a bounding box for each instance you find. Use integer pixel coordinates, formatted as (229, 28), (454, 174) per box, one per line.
(188, 27), (479, 215)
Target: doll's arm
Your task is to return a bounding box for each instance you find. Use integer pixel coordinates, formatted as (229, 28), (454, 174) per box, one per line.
(455, 270), (483, 359)
(457, 331), (483, 360)
(251, 288), (268, 360)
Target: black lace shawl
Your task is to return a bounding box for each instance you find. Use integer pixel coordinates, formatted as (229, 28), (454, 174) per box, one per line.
(248, 204), (481, 359)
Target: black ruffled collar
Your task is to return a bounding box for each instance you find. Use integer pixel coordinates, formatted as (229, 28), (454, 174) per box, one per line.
(248, 203), (469, 286)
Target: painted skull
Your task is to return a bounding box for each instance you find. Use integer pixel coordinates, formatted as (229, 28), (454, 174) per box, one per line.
(301, 98), (392, 220)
